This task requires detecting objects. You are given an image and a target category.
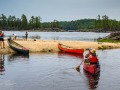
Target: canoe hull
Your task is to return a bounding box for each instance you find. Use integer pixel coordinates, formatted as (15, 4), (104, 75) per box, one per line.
(58, 43), (84, 54)
(7, 38), (29, 55)
(83, 63), (100, 75)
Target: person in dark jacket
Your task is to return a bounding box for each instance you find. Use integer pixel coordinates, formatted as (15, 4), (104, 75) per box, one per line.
(25, 32), (28, 40)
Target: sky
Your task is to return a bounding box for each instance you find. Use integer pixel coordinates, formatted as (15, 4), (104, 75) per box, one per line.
(0, 0), (120, 22)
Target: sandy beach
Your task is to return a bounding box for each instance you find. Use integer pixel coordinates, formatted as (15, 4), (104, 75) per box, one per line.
(1, 38), (120, 54)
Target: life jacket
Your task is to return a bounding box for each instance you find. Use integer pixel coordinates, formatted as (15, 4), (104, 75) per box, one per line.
(89, 54), (98, 63)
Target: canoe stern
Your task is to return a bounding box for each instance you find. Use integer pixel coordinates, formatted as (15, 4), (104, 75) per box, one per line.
(83, 63), (100, 75)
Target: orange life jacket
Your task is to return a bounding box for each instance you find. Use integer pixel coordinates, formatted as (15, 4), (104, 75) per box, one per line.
(88, 53), (98, 63)
(90, 55), (98, 63)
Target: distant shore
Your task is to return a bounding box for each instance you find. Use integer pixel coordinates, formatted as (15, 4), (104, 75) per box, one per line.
(1, 38), (120, 54)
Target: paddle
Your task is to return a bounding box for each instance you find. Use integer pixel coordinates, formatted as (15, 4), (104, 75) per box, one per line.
(76, 59), (85, 72)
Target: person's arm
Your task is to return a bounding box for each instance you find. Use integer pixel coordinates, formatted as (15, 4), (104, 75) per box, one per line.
(85, 54), (89, 58)
(84, 54), (92, 60)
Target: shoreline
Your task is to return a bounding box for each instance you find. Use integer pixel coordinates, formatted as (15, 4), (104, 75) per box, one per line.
(1, 39), (120, 54)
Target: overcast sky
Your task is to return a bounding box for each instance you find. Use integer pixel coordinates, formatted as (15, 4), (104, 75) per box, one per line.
(0, 0), (120, 22)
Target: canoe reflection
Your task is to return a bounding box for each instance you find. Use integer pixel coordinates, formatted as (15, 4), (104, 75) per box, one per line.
(0, 54), (5, 73)
(58, 52), (84, 58)
(83, 70), (100, 89)
(8, 53), (29, 61)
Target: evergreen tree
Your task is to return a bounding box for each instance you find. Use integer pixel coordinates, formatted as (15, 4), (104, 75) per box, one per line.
(21, 14), (28, 29)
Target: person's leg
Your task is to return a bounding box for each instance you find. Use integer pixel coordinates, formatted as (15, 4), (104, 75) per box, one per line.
(26, 36), (27, 40)
(2, 38), (5, 48)
(3, 41), (5, 48)
(0, 41), (2, 49)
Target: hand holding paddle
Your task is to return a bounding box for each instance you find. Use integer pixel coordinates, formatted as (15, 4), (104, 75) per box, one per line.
(76, 59), (85, 72)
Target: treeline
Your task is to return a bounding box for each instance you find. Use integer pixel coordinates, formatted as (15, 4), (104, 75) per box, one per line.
(0, 14), (63, 30)
(0, 13), (95, 31)
(60, 19), (95, 30)
(43, 19), (95, 30)
(95, 15), (120, 31)
(1, 13), (120, 32)
(0, 14), (41, 30)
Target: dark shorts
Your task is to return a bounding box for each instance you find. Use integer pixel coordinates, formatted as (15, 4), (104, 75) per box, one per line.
(0, 38), (4, 41)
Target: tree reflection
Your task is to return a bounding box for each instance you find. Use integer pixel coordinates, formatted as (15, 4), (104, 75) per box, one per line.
(83, 70), (100, 89)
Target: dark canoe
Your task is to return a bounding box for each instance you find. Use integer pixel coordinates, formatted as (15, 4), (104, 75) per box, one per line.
(58, 43), (84, 54)
(7, 38), (29, 55)
(83, 62), (100, 75)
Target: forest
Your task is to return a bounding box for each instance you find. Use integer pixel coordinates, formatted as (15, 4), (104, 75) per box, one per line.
(0, 14), (120, 32)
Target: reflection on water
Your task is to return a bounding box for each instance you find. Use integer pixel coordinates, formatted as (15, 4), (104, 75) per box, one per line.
(7, 53), (29, 62)
(0, 49), (120, 90)
(0, 54), (5, 74)
(58, 52), (101, 89)
(58, 52), (84, 59)
(83, 70), (100, 89)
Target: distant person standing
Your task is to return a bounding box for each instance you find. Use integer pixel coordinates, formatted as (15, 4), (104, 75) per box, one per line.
(25, 32), (28, 40)
(0, 31), (5, 49)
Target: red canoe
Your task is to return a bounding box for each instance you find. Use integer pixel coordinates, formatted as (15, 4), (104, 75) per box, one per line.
(83, 62), (100, 75)
(58, 43), (84, 54)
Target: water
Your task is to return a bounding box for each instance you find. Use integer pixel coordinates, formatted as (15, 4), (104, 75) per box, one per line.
(4, 31), (109, 41)
(0, 49), (120, 90)
(1, 31), (119, 89)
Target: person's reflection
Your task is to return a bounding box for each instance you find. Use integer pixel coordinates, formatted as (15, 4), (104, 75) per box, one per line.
(0, 54), (5, 72)
(83, 70), (100, 89)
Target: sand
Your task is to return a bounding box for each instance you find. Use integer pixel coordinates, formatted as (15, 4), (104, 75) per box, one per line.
(0, 38), (120, 54)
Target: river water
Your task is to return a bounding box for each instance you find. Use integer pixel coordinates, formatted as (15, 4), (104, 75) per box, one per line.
(1, 31), (120, 90)
(4, 31), (109, 41)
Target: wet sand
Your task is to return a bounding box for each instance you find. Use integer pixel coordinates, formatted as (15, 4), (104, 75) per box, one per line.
(1, 38), (120, 54)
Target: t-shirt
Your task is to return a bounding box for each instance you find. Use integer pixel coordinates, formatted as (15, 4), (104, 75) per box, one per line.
(0, 33), (4, 37)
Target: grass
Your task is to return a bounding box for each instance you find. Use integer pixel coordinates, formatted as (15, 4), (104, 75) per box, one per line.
(97, 39), (120, 43)
(97, 38), (120, 50)
(98, 45), (113, 50)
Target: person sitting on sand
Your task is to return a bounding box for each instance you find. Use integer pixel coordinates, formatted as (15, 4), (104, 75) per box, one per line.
(84, 48), (98, 64)
(0, 31), (5, 49)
